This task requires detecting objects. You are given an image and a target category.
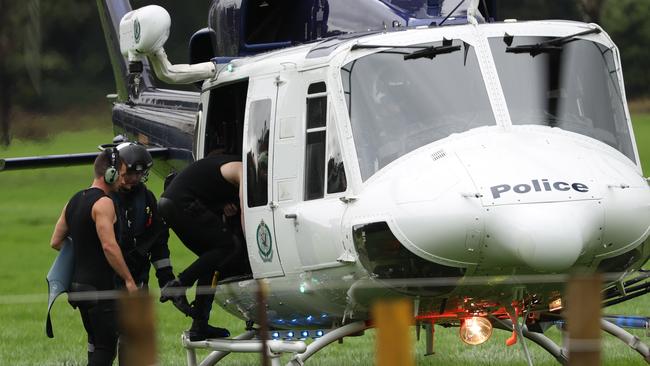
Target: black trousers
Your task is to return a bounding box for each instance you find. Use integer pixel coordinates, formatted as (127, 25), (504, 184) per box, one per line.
(160, 198), (239, 285)
(78, 300), (118, 366)
(159, 197), (243, 324)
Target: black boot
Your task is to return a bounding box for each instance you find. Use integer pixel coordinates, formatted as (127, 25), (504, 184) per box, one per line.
(160, 278), (192, 316)
(188, 322), (230, 341)
(188, 292), (230, 341)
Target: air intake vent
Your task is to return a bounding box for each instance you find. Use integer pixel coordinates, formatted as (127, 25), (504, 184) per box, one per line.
(431, 150), (447, 161)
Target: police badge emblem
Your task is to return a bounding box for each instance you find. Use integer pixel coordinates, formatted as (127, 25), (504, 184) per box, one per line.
(256, 220), (273, 262)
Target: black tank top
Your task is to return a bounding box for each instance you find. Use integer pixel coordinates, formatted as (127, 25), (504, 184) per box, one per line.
(65, 188), (115, 290)
(162, 155), (240, 214)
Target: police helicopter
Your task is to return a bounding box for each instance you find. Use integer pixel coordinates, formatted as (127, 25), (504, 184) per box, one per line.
(2, 0), (650, 364)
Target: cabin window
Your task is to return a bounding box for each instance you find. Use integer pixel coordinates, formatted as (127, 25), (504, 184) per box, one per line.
(305, 82), (327, 200)
(246, 99), (271, 207)
(205, 79), (249, 156)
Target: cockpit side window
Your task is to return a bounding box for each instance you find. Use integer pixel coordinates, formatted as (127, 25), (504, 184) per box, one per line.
(304, 81), (347, 199)
(305, 82), (327, 200)
(326, 102), (347, 194)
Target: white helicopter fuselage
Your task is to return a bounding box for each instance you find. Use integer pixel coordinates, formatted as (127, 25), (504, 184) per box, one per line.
(195, 20), (650, 329)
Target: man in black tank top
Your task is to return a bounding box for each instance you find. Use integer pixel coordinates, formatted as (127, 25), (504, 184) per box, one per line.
(158, 152), (244, 341)
(50, 149), (137, 366)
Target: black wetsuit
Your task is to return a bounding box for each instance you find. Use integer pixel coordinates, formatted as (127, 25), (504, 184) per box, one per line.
(65, 188), (118, 366)
(112, 184), (173, 289)
(112, 184), (174, 365)
(159, 155), (244, 324)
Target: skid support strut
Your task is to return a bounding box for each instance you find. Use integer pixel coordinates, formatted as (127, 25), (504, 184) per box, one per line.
(601, 319), (650, 362)
(288, 321), (370, 366)
(493, 318), (568, 365)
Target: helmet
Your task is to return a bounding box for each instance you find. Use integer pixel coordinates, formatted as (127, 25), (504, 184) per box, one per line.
(116, 142), (153, 181)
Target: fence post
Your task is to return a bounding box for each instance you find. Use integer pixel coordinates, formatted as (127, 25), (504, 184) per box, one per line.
(257, 279), (270, 366)
(373, 298), (415, 366)
(119, 290), (157, 366)
(566, 274), (602, 366)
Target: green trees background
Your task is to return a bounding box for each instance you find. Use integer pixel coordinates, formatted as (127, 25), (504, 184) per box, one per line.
(499, 0), (650, 97)
(1, 0), (649, 145)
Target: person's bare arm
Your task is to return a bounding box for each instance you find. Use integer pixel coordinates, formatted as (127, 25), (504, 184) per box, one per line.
(92, 197), (138, 293)
(220, 162), (244, 232)
(50, 204), (68, 251)
(220, 161), (242, 187)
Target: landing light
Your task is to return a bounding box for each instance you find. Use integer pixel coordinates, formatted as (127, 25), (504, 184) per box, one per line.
(549, 298), (563, 312)
(459, 317), (493, 345)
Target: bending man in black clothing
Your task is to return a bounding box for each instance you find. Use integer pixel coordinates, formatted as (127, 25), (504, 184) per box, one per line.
(50, 149), (137, 366)
(158, 152), (243, 341)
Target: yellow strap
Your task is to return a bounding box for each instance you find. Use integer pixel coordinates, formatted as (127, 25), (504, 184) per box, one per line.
(211, 271), (220, 288)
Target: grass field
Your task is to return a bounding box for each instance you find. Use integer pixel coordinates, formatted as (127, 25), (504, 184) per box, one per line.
(1, 115), (649, 365)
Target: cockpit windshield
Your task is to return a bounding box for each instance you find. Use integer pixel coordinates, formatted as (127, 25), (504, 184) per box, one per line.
(341, 39), (495, 181)
(489, 36), (635, 162)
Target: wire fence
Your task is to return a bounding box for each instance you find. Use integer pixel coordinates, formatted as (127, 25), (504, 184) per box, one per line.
(3, 272), (649, 365)
(3, 271), (642, 305)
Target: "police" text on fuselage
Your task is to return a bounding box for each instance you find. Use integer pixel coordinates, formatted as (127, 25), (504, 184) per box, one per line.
(490, 179), (589, 199)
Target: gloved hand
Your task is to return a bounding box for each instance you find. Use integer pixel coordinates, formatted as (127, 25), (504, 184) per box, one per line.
(160, 278), (192, 316)
(156, 267), (175, 289)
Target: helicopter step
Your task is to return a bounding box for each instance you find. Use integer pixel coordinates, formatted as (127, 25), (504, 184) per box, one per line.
(182, 330), (306, 366)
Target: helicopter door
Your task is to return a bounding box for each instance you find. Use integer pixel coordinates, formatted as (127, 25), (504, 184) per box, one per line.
(272, 72), (351, 270)
(243, 74), (285, 278)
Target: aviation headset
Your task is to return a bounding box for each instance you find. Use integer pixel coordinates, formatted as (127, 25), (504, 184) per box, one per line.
(104, 148), (120, 185)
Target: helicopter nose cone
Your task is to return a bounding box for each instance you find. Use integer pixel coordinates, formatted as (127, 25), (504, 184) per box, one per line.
(487, 207), (582, 271)
(483, 202), (601, 272)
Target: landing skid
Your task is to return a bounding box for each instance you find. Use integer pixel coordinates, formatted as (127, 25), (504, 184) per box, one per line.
(181, 321), (370, 366)
(181, 318), (649, 365)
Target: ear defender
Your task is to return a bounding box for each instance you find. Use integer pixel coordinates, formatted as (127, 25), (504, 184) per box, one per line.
(140, 170), (150, 183)
(104, 148), (119, 185)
